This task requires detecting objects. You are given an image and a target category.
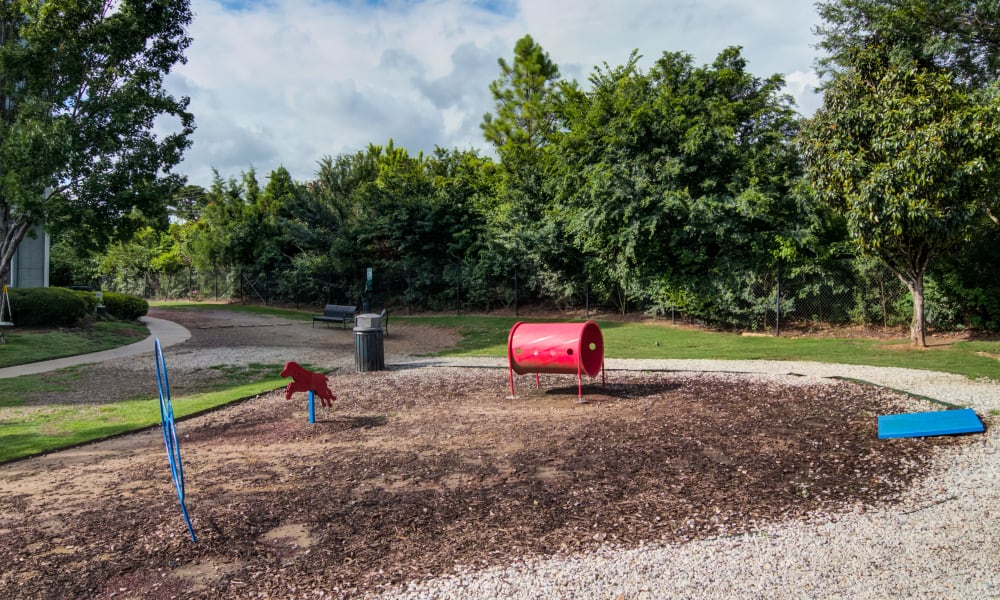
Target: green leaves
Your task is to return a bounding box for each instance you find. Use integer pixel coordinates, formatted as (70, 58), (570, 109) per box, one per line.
(802, 48), (998, 257)
(481, 34), (562, 157)
(803, 3), (1000, 345)
(816, 0), (1000, 85)
(552, 46), (807, 313)
(0, 0), (194, 281)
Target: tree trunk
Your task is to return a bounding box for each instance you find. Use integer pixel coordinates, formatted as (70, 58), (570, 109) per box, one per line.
(0, 213), (33, 287)
(903, 274), (927, 348)
(885, 250), (929, 348)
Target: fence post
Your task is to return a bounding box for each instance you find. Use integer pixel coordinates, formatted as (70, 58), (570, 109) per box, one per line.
(514, 268), (519, 317)
(775, 265), (781, 337)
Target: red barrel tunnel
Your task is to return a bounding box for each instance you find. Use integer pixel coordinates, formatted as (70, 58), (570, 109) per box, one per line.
(507, 320), (605, 399)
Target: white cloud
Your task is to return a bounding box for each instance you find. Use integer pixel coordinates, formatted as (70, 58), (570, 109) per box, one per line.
(518, 0), (821, 80)
(784, 70), (823, 115)
(165, 0), (825, 187)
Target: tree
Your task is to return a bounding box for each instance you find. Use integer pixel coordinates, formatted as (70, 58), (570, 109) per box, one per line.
(815, 0), (1000, 84)
(481, 34), (562, 158)
(800, 46), (1000, 346)
(0, 0), (194, 285)
(481, 34), (575, 307)
(98, 224), (185, 297)
(170, 184), (207, 222)
(552, 47), (806, 318)
(48, 236), (98, 287)
(185, 171), (242, 271)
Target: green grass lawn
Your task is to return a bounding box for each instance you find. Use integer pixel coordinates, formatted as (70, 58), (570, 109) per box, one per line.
(148, 304), (1000, 380)
(0, 377), (288, 463)
(0, 357), (316, 463)
(0, 321), (148, 368)
(402, 314), (1000, 381)
(2, 302), (998, 464)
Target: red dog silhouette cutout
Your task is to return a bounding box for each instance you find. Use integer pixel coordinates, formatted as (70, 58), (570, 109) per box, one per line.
(280, 362), (336, 408)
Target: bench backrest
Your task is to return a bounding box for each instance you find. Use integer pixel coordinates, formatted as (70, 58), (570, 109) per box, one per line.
(324, 304), (357, 316)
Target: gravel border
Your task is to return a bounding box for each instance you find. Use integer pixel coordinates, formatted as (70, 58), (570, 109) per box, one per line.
(371, 357), (998, 600)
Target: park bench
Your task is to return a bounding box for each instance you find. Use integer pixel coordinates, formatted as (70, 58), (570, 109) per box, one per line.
(312, 304), (357, 328)
(379, 308), (389, 335)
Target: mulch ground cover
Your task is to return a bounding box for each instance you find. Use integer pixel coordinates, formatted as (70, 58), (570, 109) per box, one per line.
(0, 366), (958, 599)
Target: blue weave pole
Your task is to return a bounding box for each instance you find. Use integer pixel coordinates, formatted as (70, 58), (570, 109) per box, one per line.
(154, 339), (197, 542)
(308, 390), (315, 424)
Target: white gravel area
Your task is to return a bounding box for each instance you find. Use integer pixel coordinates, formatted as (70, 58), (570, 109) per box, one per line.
(371, 357), (999, 600)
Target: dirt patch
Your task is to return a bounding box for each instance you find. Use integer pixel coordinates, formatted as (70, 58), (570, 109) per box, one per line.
(0, 308), (966, 599)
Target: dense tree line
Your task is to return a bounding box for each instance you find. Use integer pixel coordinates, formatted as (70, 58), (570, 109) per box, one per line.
(43, 1), (1000, 342)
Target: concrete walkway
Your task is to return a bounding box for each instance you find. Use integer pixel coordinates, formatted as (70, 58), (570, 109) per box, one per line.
(0, 316), (191, 379)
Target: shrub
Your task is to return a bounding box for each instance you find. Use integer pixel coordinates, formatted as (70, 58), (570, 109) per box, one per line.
(67, 289), (100, 314)
(6, 287), (90, 326)
(100, 291), (148, 321)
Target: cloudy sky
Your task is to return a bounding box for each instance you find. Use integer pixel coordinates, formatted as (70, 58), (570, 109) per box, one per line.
(164, 0), (827, 188)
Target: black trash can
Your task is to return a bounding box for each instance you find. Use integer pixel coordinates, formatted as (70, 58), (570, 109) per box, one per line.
(354, 326), (385, 372)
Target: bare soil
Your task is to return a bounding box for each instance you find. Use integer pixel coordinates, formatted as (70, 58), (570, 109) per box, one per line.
(0, 308), (962, 599)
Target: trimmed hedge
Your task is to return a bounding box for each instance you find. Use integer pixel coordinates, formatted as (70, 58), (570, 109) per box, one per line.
(2, 288), (148, 326)
(6, 287), (90, 326)
(100, 291), (149, 321)
(69, 289), (99, 314)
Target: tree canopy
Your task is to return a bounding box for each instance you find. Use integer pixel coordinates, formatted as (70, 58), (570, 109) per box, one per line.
(815, 0), (1000, 84)
(71, 24), (1000, 335)
(0, 0), (194, 285)
(552, 47), (809, 316)
(481, 34), (562, 158)
(805, 1), (1000, 346)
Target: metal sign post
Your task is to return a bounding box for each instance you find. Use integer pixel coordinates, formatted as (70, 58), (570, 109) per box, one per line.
(363, 267), (373, 312)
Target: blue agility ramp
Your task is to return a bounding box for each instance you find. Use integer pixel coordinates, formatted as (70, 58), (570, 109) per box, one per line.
(878, 408), (984, 439)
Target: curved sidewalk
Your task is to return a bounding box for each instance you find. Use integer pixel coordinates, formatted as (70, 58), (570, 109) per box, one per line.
(0, 316), (191, 379)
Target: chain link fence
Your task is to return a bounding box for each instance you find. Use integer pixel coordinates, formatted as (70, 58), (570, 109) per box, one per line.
(740, 262), (911, 333)
(102, 259), (925, 334)
(646, 260), (914, 333)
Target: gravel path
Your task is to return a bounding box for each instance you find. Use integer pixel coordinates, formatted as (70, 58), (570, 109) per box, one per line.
(374, 357), (999, 600)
